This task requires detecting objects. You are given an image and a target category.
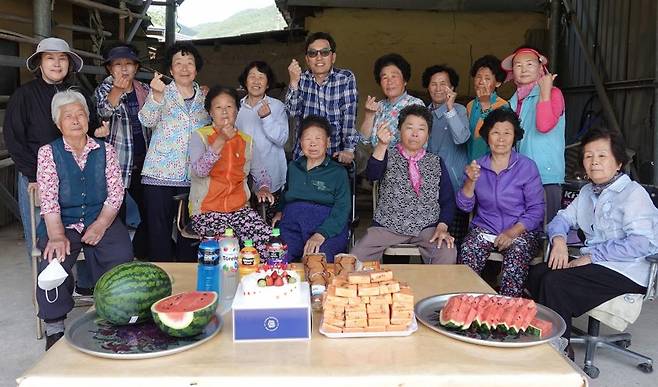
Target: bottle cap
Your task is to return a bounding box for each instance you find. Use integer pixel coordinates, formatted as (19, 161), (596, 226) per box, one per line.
(272, 228), (280, 237)
(244, 239), (253, 247)
(224, 228), (234, 237)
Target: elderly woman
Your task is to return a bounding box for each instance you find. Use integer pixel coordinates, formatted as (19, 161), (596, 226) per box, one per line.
(235, 60), (289, 223)
(94, 44), (150, 257)
(423, 64), (470, 194)
(271, 115), (350, 263)
(138, 42), (210, 261)
(351, 104), (457, 263)
(466, 55), (508, 161)
(501, 46), (565, 222)
(4, 37), (103, 294)
(36, 90), (133, 350)
(458, 108), (545, 297)
(360, 53), (425, 147)
(528, 126), (658, 355)
(189, 86), (272, 256)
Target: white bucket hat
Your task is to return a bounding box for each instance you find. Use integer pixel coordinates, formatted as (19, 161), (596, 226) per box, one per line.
(26, 37), (84, 73)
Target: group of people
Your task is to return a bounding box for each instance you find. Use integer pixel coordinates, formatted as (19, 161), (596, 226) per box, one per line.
(4, 32), (658, 356)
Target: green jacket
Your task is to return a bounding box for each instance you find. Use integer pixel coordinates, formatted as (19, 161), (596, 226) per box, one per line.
(279, 156), (350, 238)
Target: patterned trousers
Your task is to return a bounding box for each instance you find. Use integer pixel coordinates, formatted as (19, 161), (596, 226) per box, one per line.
(459, 226), (541, 297)
(191, 208), (272, 258)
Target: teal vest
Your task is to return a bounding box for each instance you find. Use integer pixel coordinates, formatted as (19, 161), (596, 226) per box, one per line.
(38, 137), (107, 236)
(509, 85), (566, 185)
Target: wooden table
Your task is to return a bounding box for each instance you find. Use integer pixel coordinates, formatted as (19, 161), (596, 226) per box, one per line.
(17, 264), (587, 387)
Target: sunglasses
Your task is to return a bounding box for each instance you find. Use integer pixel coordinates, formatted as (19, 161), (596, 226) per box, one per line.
(306, 48), (333, 58)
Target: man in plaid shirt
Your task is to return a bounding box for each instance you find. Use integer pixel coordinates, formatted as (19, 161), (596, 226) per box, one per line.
(285, 32), (358, 163)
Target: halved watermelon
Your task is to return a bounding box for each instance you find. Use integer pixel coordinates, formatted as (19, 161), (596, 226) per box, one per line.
(151, 291), (218, 337)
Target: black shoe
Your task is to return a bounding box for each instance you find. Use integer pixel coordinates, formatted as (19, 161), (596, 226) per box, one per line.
(74, 286), (94, 296)
(45, 332), (64, 351)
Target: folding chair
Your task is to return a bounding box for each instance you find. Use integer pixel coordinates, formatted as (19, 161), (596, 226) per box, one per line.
(29, 190), (91, 340)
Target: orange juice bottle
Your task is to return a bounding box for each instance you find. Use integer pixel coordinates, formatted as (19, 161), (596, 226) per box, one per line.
(238, 240), (260, 277)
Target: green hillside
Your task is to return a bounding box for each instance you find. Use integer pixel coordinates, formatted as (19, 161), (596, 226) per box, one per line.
(192, 5), (287, 38)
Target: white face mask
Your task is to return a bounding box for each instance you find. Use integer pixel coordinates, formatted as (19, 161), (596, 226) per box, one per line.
(38, 259), (68, 303)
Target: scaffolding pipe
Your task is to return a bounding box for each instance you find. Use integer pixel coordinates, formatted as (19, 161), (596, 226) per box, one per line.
(126, 0), (152, 43)
(61, 0), (149, 20)
(0, 14), (112, 37)
(33, 0), (51, 39)
(548, 0), (561, 73)
(563, 0), (621, 134)
(654, 1), (658, 184)
(165, 0), (176, 47)
(119, 1), (126, 41)
(0, 32), (103, 60)
(0, 54), (154, 78)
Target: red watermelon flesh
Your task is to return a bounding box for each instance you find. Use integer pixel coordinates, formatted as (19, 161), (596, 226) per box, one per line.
(519, 299), (538, 330)
(498, 298), (523, 329)
(528, 318), (553, 338)
(440, 294), (470, 327)
(151, 291), (218, 337)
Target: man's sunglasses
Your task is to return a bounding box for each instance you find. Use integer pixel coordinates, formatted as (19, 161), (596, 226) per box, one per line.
(306, 48), (333, 58)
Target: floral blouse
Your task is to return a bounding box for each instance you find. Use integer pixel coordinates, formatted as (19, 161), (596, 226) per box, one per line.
(369, 92), (425, 148)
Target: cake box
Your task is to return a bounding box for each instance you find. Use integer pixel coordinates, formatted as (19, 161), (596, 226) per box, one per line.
(231, 281), (312, 342)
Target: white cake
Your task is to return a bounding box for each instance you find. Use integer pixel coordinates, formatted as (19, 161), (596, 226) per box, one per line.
(240, 265), (301, 302)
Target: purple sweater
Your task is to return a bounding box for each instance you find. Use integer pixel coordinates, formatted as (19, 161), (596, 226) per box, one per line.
(457, 151), (545, 234)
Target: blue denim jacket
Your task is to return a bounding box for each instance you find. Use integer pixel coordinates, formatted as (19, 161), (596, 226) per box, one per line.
(548, 174), (658, 286)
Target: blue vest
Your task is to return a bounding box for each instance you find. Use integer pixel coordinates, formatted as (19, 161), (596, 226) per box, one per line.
(38, 137), (107, 236)
(509, 85), (566, 185)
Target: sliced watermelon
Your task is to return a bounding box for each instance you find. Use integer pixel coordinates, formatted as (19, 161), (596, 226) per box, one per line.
(527, 318), (553, 338)
(497, 298), (522, 334)
(151, 291), (218, 337)
(440, 294), (468, 329)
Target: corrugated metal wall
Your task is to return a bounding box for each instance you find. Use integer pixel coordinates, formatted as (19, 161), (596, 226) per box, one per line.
(558, 0), (656, 182)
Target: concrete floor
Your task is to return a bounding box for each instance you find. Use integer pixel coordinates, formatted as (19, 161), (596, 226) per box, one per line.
(1, 214), (657, 386)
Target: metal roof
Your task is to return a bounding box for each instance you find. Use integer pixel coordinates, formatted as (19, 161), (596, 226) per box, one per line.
(278, 0), (546, 12)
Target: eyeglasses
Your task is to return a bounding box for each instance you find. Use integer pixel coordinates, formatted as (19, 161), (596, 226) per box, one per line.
(306, 48), (333, 58)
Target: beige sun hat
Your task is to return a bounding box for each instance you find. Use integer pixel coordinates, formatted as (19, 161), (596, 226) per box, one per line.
(26, 37), (84, 73)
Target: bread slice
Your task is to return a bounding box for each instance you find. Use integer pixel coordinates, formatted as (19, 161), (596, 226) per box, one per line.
(321, 322), (343, 333)
(369, 269), (393, 283)
(347, 271), (371, 284)
(357, 282), (380, 296)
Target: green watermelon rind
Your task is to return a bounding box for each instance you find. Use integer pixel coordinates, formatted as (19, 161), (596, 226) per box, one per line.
(94, 262), (172, 325)
(151, 292), (219, 338)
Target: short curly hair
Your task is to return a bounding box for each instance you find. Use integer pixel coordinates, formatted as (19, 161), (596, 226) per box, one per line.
(299, 114), (332, 138)
(374, 53), (411, 84)
(204, 85), (240, 114)
(164, 42), (203, 72)
(470, 55), (506, 82)
(479, 108), (524, 146)
(421, 64), (459, 89)
(238, 60), (276, 91)
(398, 104), (433, 132)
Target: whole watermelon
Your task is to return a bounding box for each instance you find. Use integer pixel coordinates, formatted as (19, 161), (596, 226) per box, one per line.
(94, 261), (172, 325)
(151, 291), (218, 337)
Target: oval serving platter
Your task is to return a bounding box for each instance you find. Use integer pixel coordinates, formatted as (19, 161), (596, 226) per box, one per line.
(414, 292), (566, 348)
(65, 310), (222, 359)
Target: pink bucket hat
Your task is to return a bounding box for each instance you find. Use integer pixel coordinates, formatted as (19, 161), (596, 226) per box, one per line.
(501, 47), (548, 82)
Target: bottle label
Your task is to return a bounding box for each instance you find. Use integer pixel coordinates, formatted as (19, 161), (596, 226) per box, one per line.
(266, 242), (288, 265)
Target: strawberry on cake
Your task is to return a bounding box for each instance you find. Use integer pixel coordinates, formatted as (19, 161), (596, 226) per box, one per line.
(240, 263), (301, 301)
